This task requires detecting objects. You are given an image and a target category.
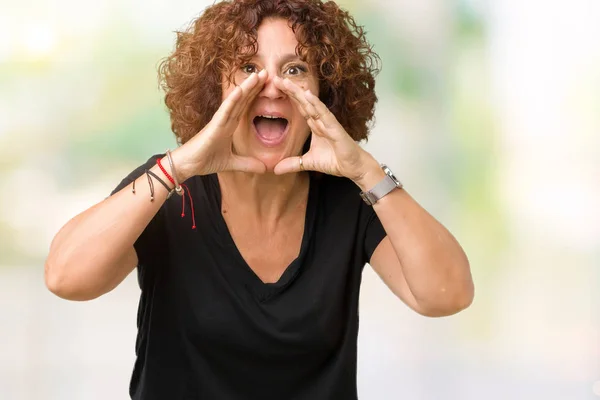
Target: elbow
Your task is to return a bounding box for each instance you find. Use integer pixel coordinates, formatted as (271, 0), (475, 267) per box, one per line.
(44, 258), (62, 296)
(44, 258), (100, 301)
(451, 278), (475, 313)
(445, 286), (474, 316)
(422, 257), (475, 317)
(417, 280), (475, 318)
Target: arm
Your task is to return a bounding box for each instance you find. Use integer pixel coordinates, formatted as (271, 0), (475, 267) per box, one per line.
(270, 78), (473, 316)
(44, 161), (173, 301)
(45, 70), (269, 301)
(356, 156), (474, 317)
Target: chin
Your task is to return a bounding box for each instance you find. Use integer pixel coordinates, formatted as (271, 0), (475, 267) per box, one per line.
(253, 150), (288, 173)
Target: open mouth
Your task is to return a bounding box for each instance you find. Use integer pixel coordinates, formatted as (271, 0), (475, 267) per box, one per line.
(253, 115), (289, 145)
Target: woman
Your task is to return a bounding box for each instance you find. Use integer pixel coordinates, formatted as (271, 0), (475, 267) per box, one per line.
(45, 0), (474, 398)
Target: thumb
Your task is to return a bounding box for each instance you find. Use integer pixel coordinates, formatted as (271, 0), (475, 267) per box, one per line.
(229, 155), (267, 174)
(274, 156), (305, 175)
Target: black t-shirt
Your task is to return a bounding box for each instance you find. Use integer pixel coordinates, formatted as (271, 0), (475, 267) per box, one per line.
(111, 155), (387, 400)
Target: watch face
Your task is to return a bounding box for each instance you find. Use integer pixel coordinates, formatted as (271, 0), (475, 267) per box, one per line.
(382, 165), (401, 187)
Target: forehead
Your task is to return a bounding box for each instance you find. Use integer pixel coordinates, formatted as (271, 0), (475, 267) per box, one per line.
(255, 18), (299, 55)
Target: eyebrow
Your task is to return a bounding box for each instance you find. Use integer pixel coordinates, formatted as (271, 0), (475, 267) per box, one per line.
(254, 53), (305, 64)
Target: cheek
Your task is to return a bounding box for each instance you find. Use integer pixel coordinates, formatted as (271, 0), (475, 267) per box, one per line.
(289, 75), (319, 95)
(221, 73), (243, 101)
(221, 84), (232, 101)
(296, 82), (310, 93)
(288, 74), (307, 87)
(292, 115), (311, 140)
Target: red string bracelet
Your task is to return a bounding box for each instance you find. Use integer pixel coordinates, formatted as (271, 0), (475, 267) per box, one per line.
(157, 157), (196, 230)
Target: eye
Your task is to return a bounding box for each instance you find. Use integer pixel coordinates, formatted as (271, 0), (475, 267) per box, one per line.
(241, 64), (257, 74)
(285, 64), (307, 76)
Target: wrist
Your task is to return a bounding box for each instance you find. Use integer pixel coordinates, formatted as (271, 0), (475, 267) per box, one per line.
(351, 153), (385, 192)
(169, 146), (195, 182)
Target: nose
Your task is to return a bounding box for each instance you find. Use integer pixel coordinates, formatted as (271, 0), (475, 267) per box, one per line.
(258, 68), (285, 100)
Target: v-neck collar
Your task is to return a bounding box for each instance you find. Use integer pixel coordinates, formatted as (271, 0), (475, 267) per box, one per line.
(207, 172), (318, 302)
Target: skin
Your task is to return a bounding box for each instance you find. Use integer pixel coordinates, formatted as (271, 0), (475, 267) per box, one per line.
(45, 18), (474, 317)
(172, 18), (474, 315)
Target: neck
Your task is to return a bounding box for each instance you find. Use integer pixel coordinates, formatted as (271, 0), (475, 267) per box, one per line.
(217, 171), (309, 221)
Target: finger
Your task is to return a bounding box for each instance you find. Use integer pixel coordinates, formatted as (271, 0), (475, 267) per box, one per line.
(306, 115), (327, 137)
(234, 69), (268, 119)
(281, 78), (319, 118)
(227, 72), (262, 121)
(273, 77), (318, 120)
(213, 85), (243, 125)
(303, 89), (334, 126)
(304, 90), (349, 142)
(213, 74), (256, 126)
(215, 71), (262, 126)
(273, 155), (306, 175)
(229, 155), (267, 174)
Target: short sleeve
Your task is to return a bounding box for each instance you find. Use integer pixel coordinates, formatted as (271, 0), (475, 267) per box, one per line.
(110, 154), (167, 272)
(363, 207), (387, 263)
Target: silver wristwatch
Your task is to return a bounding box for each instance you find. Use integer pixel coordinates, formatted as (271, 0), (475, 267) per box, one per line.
(359, 164), (403, 205)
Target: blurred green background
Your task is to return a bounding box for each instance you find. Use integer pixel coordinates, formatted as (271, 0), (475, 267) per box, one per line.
(1, 0), (598, 399)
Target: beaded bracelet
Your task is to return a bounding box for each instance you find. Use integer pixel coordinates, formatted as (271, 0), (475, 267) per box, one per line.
(156, 154), (197, 230)
(157, 157), (182, 196)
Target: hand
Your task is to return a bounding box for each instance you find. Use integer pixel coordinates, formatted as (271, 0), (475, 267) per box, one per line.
(171, 69), (269, 180)
(272, 77), (376, 182)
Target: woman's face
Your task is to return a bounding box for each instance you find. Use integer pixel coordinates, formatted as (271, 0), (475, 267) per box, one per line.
(222, 17), (319, 172)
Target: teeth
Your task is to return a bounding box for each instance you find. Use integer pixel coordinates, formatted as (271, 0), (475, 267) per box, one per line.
(260, 115), (281, 119)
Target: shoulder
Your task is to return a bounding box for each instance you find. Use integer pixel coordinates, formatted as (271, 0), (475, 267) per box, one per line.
(315, 173), (361, 202)
(312, 173), (369, 219)
(311, 173), (384, 262)
(111, 154), (165, 196)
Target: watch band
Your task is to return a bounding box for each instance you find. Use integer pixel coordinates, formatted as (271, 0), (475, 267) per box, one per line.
(359, 164), (402, 205)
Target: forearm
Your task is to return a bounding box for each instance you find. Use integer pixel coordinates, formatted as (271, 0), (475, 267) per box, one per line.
(355, 154), (474, 311)
(45, 161), (173, 300)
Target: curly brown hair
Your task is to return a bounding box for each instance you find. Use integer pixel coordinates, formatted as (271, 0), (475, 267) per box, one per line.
(158, 0), (380, 144)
